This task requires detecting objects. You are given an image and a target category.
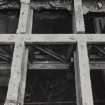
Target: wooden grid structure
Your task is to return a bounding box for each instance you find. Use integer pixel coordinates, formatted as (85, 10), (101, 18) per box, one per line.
(0, 0), (104, 105)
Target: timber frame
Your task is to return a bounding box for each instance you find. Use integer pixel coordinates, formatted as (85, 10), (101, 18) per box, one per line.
(0, 0), (104, 105)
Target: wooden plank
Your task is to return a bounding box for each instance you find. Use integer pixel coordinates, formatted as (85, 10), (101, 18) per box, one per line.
(84, 34), (105, 43)
(17, 2), (30, 33)
(0, 34), (15, 44)
(16, 3), (32, 105)
(18, 11), (33, 105)
(28, 63), (69, 70)
(27, 9), (33, 34)
(90, 61), (105, 70)
(30, 1), (72, 11)
(1, 34), (105, 44)
(4, 0), (32, 103)
(75, 40), (94, 105)
(16, 0), (33, 104)
(20, 34), (105, 43)
(74, 51), (82, 105)
(18, 48), (28, 105)
(4, 40), (25, 105)
(25, 34), (79, 43)
(25, 34), (105, 43)
(0, 63), (69, 70)
(0, 61), (105, 70)
(0, 34), (103, 43)
(73, 0), (85, 33)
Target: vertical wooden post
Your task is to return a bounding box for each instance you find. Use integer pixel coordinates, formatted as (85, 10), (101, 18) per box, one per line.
(73, 0), (93, 104)
(5, 0), (33, 105)
(74, 40), (94, 105)
(18, 48), (29, 105)
(27, 9), (33, 34)
(73, 0), (85, 33)
(17, 0), (33, 105)
(4, 39), (25, 105)
(17, 0), (31, 34)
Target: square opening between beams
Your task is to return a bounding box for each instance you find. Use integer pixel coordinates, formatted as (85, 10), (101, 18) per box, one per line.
(24, 44), (77, 105)
(32, 10), (73, 34)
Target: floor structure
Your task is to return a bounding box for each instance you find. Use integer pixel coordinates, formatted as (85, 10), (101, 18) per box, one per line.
(0, 0), (105, 105)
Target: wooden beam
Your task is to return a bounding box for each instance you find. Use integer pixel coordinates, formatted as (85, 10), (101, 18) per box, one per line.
(25, 34), (105, 43)
(29, 63), (69, 70)
(27, 9), (33, 34)
(25, 34), (79, 43)
(16, 1), (33, 105)
(0, 63), (69, 70)
(0, 34), (103, 43)
(0, 61), (105, 70)
(74, 52), (82, 105)
(0, 34), (15, 44)
(0, 63), (70, 70)
(90, 61), (105, 70)
(30, 1), (72, 11)
(17, 1), (31, 34)
(18, 48), (28, 105)
(73, 0), (85, 33)
(74, 40), (93, 105)
(4, 40), (25, 105)
(16, 0), (33, 105)
(1, 34), (105, 44)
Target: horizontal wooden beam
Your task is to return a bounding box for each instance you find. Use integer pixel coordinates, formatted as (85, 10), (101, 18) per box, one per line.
(90, 61), (105, 70)
(0, 61), (105, 70)
(30, 1), (72, 11)
(0, 34), (15, 44)
(1, 34), (105, 43)
(25, 34), (105, 43)
(29, 63), (69, 70)
(0, 63), (69, 70)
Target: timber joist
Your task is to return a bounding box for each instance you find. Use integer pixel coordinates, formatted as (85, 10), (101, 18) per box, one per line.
(1, 34), (105, 44)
